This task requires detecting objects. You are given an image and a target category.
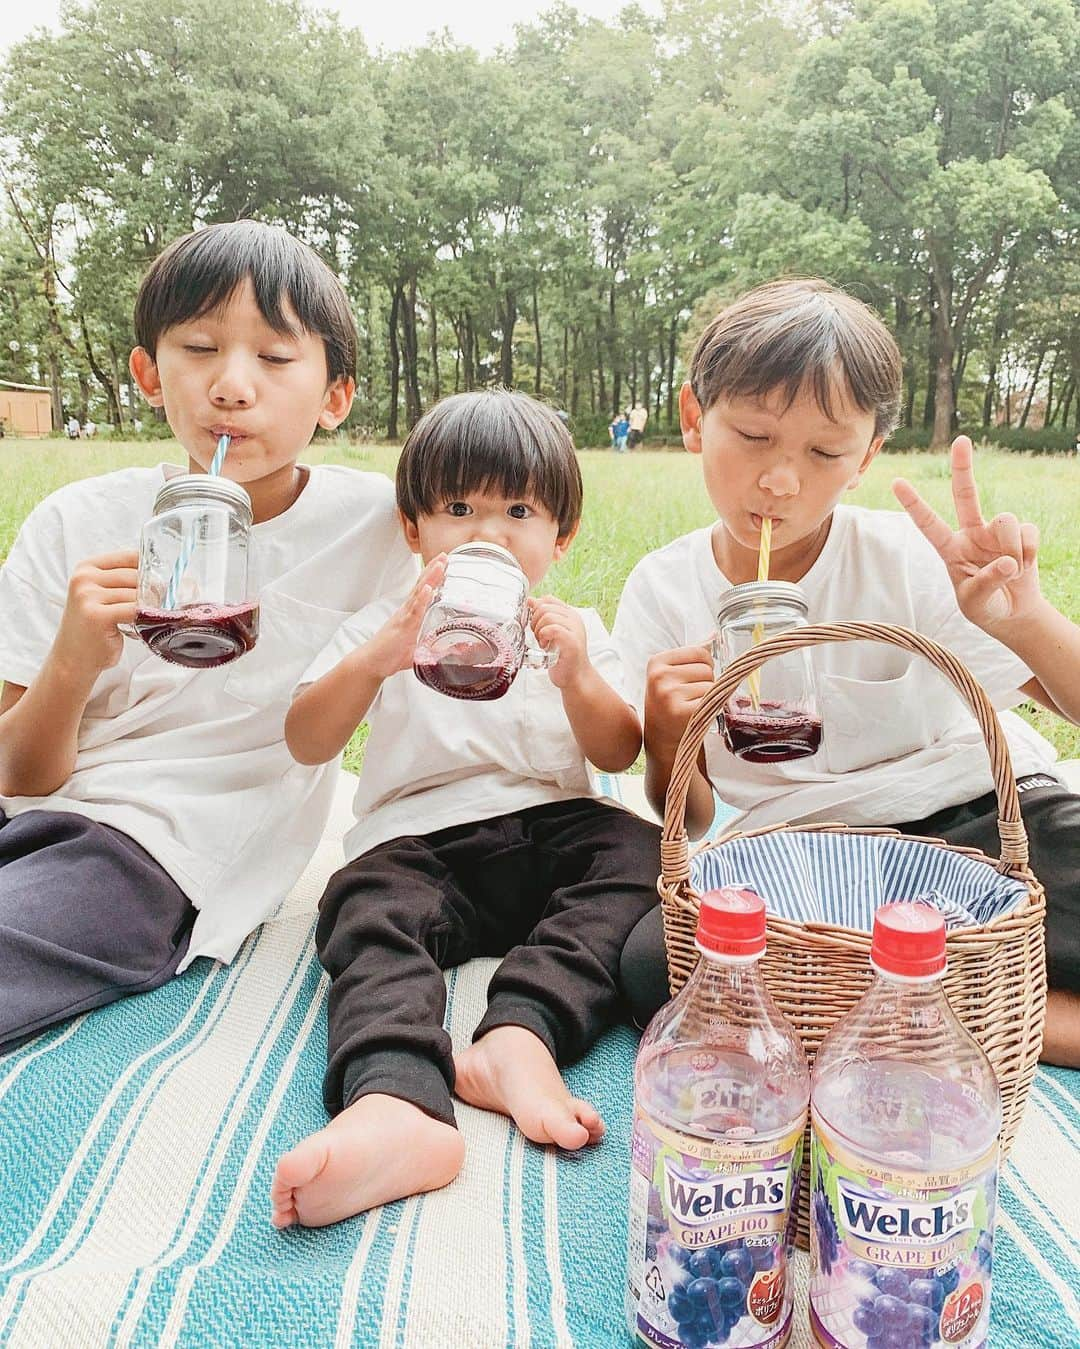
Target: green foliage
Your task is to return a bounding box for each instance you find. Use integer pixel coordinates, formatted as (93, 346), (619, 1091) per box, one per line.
(1, 0), (1079, 452)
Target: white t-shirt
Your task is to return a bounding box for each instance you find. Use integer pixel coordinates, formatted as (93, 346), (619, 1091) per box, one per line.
(301, 600), (627, 861)
(613, 506), (1058, 833)
(0, 464), (417, 967)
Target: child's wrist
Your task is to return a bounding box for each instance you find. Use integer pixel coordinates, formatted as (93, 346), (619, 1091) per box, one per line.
(981, 594), (1056, 642)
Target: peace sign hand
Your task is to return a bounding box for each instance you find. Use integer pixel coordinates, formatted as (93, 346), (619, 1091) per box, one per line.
(892, 436), (1042, 632)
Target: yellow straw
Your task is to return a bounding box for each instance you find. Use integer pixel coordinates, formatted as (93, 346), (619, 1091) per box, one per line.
(757, 515), (772, 583)
(747, 517), (772, 709)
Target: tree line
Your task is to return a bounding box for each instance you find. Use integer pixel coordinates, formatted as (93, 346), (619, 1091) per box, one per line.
(1, 0), (1078, 447)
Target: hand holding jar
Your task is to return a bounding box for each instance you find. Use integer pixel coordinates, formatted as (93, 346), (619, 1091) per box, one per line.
(412, 542), (557, 701)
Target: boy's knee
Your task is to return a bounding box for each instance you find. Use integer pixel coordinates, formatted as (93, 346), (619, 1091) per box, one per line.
(619, 905), (667, 1029)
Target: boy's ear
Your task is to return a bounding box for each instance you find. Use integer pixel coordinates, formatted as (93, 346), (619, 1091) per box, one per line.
(680, 382), (703, 456)
(129, 348), (164, 407)
(318, 376), (355, 430)
(398, 509), (424, 555)
(553, 520), (580, 563)
(848, 435), (885, 490)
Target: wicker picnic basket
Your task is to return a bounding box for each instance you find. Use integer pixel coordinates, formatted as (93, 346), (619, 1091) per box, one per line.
(658, 622), (1048, 1248)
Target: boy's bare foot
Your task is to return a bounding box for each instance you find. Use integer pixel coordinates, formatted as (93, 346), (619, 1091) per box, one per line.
(269, 1092), (464, 1228)
(453, 1024), (605, 1150)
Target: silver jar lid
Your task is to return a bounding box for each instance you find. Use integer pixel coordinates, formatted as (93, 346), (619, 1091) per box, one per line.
(448, 541), (523, 571)
(152, 474), (253, 526)
(716, 580), (809, 627)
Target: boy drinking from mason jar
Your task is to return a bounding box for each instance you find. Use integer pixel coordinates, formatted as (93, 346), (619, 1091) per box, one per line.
(615, 278), (1080, 1067)
(270, 389), (660, 1228)
(0, 220), (415, 1051)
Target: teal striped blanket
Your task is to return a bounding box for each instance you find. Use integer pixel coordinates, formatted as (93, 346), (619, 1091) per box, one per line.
(1, 777), (1076, 1347)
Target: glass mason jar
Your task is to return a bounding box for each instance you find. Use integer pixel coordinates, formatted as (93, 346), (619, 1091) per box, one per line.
(126, 474), (258, 668)
(412, 541), (556, 700)
(714, 580), (821, 763)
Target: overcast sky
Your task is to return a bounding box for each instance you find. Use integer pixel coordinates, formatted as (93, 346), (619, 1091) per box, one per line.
(1, 0), (656, 56)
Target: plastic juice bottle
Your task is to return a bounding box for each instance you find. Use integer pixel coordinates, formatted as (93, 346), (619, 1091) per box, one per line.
(809, 902), (1001, 1349)
(626, 887), (810, 1348)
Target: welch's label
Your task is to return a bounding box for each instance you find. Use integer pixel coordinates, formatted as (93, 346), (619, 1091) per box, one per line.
(626, 1109), (804, 1348)
(808, 1111), (997, 1349)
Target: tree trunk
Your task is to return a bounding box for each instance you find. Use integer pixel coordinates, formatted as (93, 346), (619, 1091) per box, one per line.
(930, 284), (955, 448)
(666, 318), (678, 429)
(429, 299), (440, 403)
(48, 350), (63, 430)
(1045, 352), (1060, 425)
(641, 338), (650, 413)
(654, 325), (664, 422)
(79, 314), (122, 427)
(570, 327), (579, 417)
(401, 274), (421, 428)
(561, 325), (569, 409)
(387, 280), (402, 439)
(595, 316), (607, 413)
(532, 285), (542, 397)
(109, 344), (126, 429)
(499, 290), (516, 387)
(1051, 377), (1067, 428)
(463, 312), (475, 390)
(1019, 345), (1047, 429)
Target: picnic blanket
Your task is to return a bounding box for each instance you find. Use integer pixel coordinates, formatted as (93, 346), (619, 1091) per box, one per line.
(0, 773), (1077, 1348)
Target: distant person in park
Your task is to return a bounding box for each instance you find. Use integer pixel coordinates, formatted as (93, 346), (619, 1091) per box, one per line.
(82, 419), (96, 439)
(270, 389), (660, 1227)
(614, 276), (1080, 1068)
(65, 416), (80, 439)
(627, 402), (648, 449)
(0, 220), (414, 1056)
(609, 409), (630, 452)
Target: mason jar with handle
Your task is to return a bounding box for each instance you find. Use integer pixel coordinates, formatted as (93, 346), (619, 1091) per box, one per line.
(412, 541), (557, 700)
(714, 581), (821, 763)
(124, 474), (258, 668)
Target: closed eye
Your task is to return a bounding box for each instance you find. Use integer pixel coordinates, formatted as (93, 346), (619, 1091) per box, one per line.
(736, 429), (768, 442)
(261, 355), (294, 366)
(812, 448), (843, 460)
(183, 345), (216, 354)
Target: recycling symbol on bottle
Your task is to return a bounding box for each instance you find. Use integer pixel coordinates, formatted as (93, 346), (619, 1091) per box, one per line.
(645, 1264), (665, 1302)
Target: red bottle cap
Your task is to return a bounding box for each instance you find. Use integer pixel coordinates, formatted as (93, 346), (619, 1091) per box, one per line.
(871, 902), (947, 978)
(696, 887), (767, 958)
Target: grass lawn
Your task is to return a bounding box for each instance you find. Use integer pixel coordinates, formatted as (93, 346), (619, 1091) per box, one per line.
(2, 436), (1078, 763)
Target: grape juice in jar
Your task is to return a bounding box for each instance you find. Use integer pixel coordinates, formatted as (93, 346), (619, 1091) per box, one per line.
(627, 887), (809, 1348)
(809, 903), (1001, 1349)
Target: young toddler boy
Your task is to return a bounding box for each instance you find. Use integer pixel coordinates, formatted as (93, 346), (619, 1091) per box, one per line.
(0, 220), (416, 1049)
(613, 278), (1080, 1067)
(270, 389), (661, 1228)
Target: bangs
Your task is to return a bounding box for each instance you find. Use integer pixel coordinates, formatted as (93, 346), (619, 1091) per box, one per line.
(691, 280), (903, 436)
(396, 391), (582, 535)
(134, 221), (356, 382)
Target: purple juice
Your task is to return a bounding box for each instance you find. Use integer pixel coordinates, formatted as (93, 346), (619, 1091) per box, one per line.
(722, 696), (822, 763)
(413, 618), (518, 700)
(134, 601), (259, 668)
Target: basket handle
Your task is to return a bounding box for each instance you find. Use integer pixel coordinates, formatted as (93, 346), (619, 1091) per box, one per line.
(660, 621), (1030, 887)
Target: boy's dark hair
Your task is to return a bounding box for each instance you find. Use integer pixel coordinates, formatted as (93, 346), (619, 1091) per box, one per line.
(396, 390), (583, 536)
(134, 220), (356, 384)
(690, 278), (903, 438)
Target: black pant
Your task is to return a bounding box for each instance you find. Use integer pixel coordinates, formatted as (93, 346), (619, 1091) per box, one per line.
(0, 808), (196, 1053)
(317, 797), (661, 1124)
(619, 776), (1080, 1028)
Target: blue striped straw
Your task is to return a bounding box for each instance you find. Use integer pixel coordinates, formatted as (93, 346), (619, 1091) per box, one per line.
(164, 435), (231, 609)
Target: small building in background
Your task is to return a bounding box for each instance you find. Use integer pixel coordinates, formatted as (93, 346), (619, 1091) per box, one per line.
(0, 381), (53, 438)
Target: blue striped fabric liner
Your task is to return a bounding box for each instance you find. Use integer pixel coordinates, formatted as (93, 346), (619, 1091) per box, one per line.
(0, 777), (1074, 1347)
(692, 830), (1029, 931)
(0, 943), (1075, 1346)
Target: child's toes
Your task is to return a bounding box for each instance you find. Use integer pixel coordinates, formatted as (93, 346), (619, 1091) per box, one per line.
(571, 1099), (605, 1144)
